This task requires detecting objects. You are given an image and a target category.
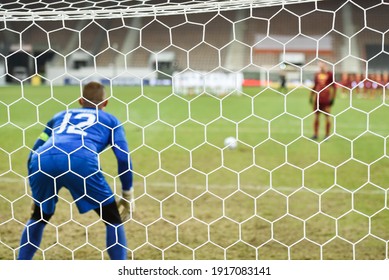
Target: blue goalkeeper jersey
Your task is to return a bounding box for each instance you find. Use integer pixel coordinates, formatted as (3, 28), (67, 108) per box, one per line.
(32, 107), (133, 191)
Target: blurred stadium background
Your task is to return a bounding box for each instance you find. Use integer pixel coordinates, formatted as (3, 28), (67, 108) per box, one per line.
(1, 0), (388, 88)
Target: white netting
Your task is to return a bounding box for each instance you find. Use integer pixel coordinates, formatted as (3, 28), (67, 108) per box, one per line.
(1, 0), (320, 20)
(0, 0), (388, 260)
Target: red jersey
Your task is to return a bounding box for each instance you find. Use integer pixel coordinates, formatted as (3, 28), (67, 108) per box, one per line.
(340, 73), (351, 89)
(313, 70), (334, 104)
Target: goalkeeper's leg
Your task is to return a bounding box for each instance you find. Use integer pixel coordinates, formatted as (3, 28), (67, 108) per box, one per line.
(94, 202), (127, 260)
(18, 204), (53, 260)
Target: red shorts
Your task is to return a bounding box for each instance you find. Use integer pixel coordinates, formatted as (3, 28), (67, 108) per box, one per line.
(314, 100), (331, 112)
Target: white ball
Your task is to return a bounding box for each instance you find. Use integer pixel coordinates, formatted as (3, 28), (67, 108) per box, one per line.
(224, 136), (238, 149)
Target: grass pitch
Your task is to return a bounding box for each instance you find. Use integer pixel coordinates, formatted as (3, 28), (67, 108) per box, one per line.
(0, 84), (388, 260)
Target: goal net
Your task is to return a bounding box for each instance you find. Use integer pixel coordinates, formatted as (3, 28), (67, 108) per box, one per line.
(0, 0), (388, 260)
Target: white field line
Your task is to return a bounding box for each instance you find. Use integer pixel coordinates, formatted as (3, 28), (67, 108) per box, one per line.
(1, 176), (385, 195)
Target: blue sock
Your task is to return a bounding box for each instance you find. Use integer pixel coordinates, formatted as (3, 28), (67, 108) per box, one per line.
(18, 219), (46, 260)
(106, 223), (127, 260)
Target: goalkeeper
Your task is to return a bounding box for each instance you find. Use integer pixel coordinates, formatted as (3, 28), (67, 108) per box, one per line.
(18, 81), (134, 260)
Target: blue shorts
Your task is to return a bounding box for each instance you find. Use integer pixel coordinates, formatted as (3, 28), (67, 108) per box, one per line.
(28, 148), (115, 214)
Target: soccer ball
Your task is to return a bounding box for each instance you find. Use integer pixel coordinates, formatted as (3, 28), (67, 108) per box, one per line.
(224, 136), (238, 149)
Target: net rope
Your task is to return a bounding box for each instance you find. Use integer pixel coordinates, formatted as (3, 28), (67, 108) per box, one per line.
(0, 0), (321, 20)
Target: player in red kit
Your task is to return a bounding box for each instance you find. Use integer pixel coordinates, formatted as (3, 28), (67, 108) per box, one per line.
(310, 62), (336, 140)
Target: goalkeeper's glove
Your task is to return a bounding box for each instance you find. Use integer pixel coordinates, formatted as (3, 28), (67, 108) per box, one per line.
(117, 189), (135, 222)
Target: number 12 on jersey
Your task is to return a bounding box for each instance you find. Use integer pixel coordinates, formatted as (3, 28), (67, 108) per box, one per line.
(56, 112), (96, 136)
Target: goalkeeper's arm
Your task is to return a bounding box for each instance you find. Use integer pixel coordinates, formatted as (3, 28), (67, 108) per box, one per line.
(112, 141), (134, 221)
(28, 121), (53, 165)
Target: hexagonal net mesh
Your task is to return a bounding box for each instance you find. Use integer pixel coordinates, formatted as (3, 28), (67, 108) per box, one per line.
(0, 0), (388, 261)
(1, 0), (319, 20)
